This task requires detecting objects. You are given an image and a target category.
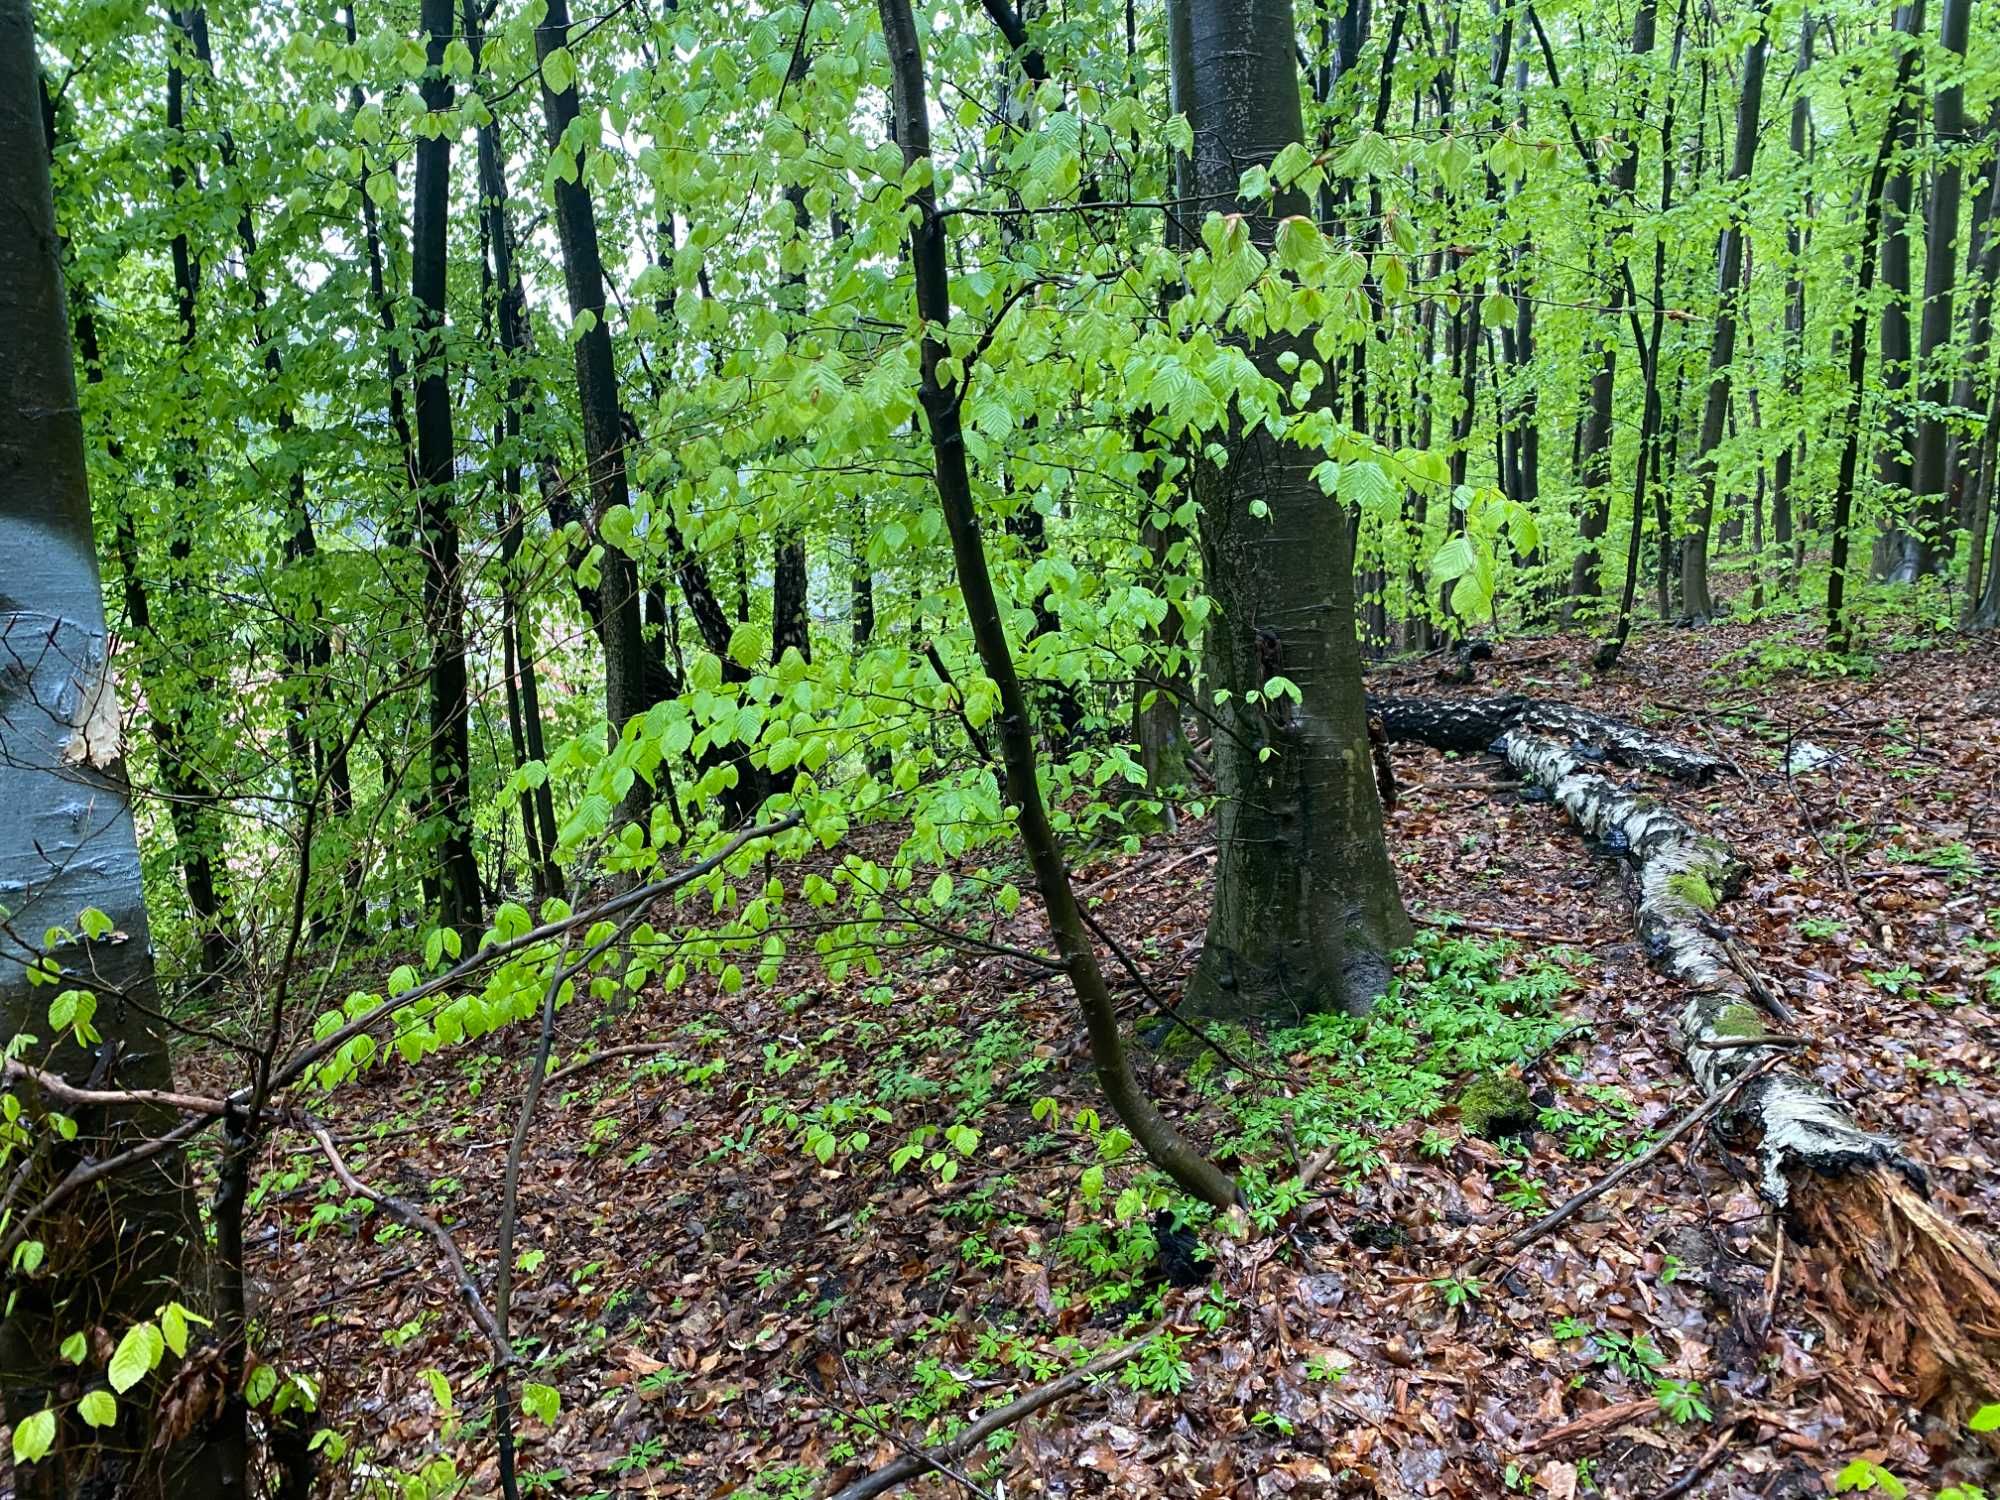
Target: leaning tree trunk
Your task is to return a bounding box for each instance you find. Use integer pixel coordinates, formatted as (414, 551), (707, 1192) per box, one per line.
(1678, 0), (1772, 622)
(2, 16), (220, 1490)
(875, 0), (1238, 1209)
(1169, 0), (1411, 1023)
(411, 0), (481, 938)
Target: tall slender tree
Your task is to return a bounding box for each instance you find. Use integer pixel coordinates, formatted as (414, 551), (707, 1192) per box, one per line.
(1948, 101), (2000, 569)
(874, 0), (1238, 1207)
(1679, 0), (1773, 621)
(1872, 0), (1927, 581)
(1907, 0), (1973, 576)
(1831, 39), (1925, 647)
(1566, 0), (1658, 608)
(469, 0), (562, 900)
(411, 0), (481, 936)
(535, 0), (651, 752)
(108, 4), (239, 980)
(1772, 8), (1816, 572)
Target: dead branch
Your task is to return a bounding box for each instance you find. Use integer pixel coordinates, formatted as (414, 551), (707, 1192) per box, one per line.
(1459, 1054), (1785, 1281)
(543, 1042), (680, 1090)
(2, 1057), (229, 1117)
(306, 1121), (507, 1358)
(1414, 911), (1594, 947)
(1524, 1395), (1660, 1452)
(823, 1324), (1159, 1500)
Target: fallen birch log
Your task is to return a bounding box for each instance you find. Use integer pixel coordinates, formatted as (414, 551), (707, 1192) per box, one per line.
(1376, 698), (2000, 1411)
(1369, 693), (1726, 784)
(1492, 728), (2000, 1411)
(1498, 733), (1904, 1203)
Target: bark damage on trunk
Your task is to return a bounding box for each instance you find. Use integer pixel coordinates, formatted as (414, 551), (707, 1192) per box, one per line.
(1382, 699), (2000, 1411)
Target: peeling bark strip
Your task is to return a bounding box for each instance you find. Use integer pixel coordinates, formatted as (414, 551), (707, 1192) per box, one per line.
(1369, 693), (1726, 783)
(1489, 728), (2000, 1408)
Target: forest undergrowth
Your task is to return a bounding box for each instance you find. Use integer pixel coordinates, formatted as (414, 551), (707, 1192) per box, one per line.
(193, 617), (2000, 1500)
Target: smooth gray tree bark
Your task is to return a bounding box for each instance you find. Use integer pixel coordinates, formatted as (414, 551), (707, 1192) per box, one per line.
(2, 9), (215, 1489)
(1168, 0), (1410, 1021)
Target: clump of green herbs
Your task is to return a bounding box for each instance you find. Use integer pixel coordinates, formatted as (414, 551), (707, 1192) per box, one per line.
(1198, 933), (1576, 1203)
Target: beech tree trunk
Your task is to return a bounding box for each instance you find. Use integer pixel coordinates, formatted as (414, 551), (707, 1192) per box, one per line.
(469, 0), (562, 900)
(1169, 0), (1410, 1022)
(536, 0), (651, 754)
(772, 174), (814, 669)
(2, 15), (217, 1487)
(1566, 0), (1657, 610)
(1948, 102), (2000, 591)
(1771, 10), (1814, 572)
(1830, 39), (1922, 648)
(186, 10), (359, 940)
(346, 5), (416, 503)
(411, 0), (481, 938)
(1132, 429), (1191, 813)
(1872, 0), (1927, 582)
(118, 3), (237, 982)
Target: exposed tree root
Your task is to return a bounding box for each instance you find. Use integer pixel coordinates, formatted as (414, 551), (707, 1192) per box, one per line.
(1382, 700), (2000, 1410)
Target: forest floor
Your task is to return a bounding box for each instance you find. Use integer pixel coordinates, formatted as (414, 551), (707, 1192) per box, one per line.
(218, 615), (2000, 1500)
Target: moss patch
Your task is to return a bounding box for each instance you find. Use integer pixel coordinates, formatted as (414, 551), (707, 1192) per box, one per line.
(1457, 1070), (1536, 1139)
(1708, 1002), (1769, 1041)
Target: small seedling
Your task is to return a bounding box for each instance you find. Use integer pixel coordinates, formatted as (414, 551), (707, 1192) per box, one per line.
(1653, 1378), (1711, 1424)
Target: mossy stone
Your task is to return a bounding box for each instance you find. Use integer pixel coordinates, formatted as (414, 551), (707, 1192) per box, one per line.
(1457, 1071), (1536, 1139)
